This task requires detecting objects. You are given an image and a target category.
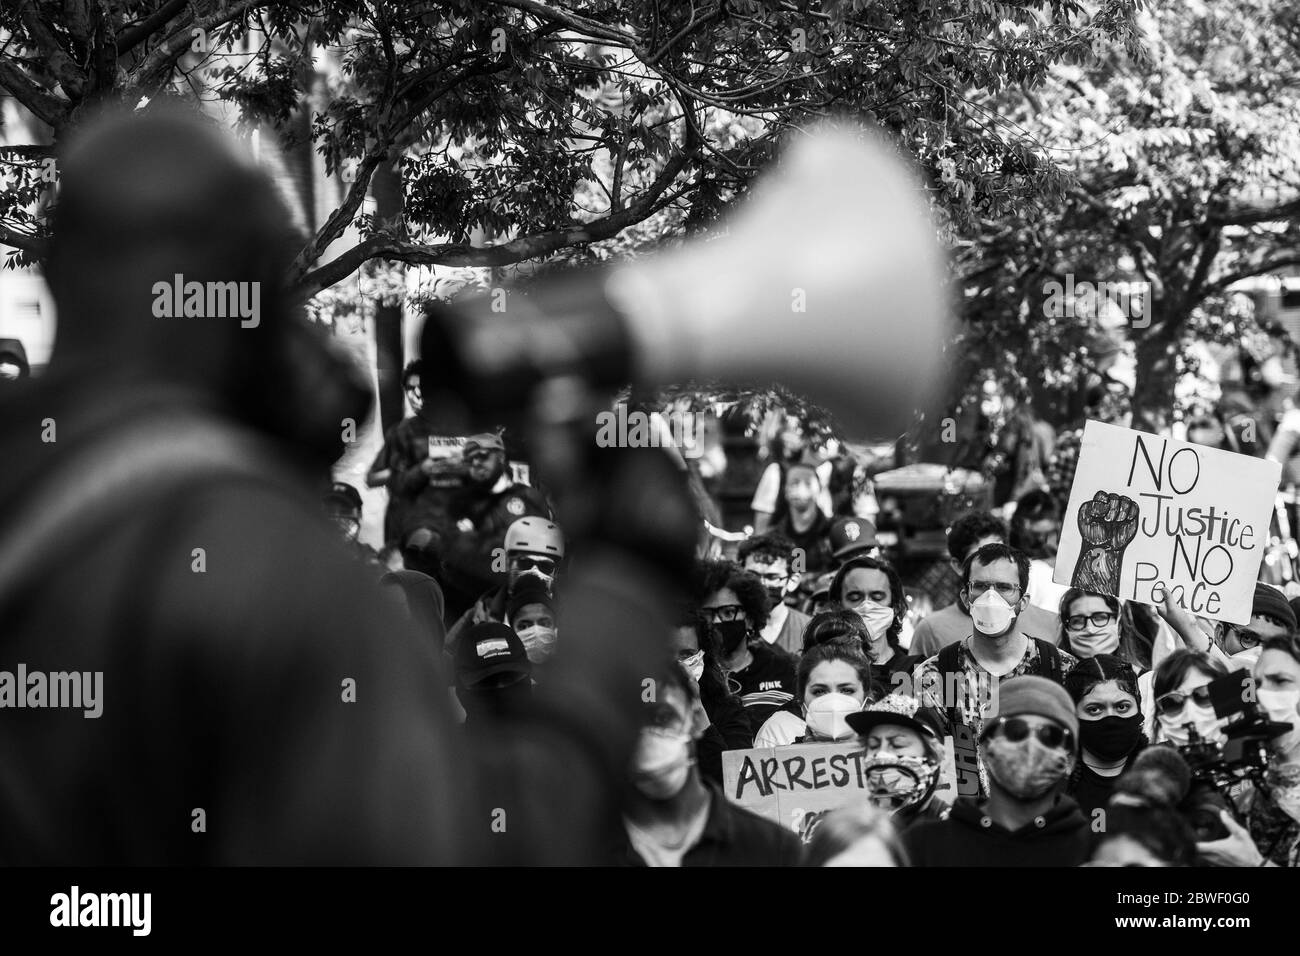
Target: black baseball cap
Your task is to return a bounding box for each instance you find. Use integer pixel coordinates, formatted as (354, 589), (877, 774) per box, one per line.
(456, 622), (531, 688)
(845, 693), (944, 741)
(829, 517), (878, 560)
(323, 481), (362, 518)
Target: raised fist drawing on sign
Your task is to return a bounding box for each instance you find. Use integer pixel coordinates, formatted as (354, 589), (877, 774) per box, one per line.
(1071, 491), (1140, 594)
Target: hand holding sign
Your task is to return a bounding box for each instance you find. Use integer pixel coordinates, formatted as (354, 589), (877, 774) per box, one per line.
(1072, 490), (1140, 594)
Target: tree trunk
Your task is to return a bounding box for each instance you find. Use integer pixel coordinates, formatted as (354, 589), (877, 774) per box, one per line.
(371, 158), (405, 432)
(1129, 304), (1183, 434)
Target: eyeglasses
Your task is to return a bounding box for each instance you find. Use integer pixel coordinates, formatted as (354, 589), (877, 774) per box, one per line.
(1065, 612), (1116, 631)
(966, 581), (1023, 601)
(1156, 686), (1214, 718)
(752, 571), (790, 586)
(1226, 626), (1263, 650)
(701, 604), (746, 624)
(511, 556), (557, 576)
(987, 717), (1073, 752)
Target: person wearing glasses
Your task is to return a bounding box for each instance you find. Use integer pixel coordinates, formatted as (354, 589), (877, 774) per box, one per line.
(1056, 589), (1154, 670)
(444, 516), (564, 659)
(695, 560), (799, 735)
(1217, 582), (1297, 672)
(1062, 655), (1148, 822)
(1182, 635), (1300, 867)
(1149, 648), (1230, 747)
(739, 532), (813, 657)
(912, 543), (1077, 797)
(901, 676), (1091, 866)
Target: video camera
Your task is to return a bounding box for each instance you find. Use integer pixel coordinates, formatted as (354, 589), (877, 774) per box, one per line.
(1172, 670), (1294, 840)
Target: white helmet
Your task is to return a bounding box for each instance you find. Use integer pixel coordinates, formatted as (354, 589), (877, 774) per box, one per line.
(504, 517), (564, 559)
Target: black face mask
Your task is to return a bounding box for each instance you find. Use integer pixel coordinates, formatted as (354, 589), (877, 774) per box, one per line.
(764, 586), (785, 610)
(712, 620), (749, 655)
(1079, 713), (1143, 761)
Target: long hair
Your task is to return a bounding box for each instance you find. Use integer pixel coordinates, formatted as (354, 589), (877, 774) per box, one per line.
(828, 556), (906, 652)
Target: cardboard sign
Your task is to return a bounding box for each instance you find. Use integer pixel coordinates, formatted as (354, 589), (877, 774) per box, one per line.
(722, 740), (957, 840)
(1054, 420), (1280, 625)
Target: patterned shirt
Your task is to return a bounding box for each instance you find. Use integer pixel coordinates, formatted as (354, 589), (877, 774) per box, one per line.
(911, 637), (1078, 797)
(1248, 765), (1300, 867)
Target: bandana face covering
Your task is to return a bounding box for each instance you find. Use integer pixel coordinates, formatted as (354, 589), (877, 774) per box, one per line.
(862, 753), (939, 812)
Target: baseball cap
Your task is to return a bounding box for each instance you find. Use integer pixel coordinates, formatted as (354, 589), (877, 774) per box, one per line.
(456, 621), (531, 688)
(463, 433), (506, 456)
(829, 517), (877, 560)
(322, 481), (362, 517)
(846, 693), (943, 740)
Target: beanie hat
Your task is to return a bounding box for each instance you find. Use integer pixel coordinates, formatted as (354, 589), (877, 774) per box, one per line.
(1253, 582), (1297, 630)
(987, 675), (1079, 745)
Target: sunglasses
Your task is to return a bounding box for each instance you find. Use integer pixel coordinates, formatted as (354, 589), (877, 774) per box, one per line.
(1156, 686), (1214, 718)
(1065, 611), (1116, 631)
(701, 604), (746, 623)
(987, 716), (1073, 752)
(512, 556), (557, 575)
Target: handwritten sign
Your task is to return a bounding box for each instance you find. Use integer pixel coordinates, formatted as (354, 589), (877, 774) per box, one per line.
(1054, 421), (1280, 625)
(722, 740), (957, 839)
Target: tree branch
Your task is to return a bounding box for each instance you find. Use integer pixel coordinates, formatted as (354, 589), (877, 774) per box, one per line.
(0, 56), (68, 129)
(1212, 253), (1300, 293)
(129, 0), (280, 93)
(0, 222), (49, 258)
(19, 0), (86, 100)
(117, 0), (191, 56)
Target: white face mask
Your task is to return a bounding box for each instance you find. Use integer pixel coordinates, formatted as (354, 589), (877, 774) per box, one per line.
(1159, 702), (1226, 747)
(632, 729), (693, 800)
(969, 589), (1017, 636)
(805, 692), (863, 741)
(681, 650), (705, 683)
(853, 599), (895, 643)
(1230, 647), (1263, 670)
(516, 625), (557, 664)
(1257, 688), (1300, 754)
(1070, 628), (1120, 658)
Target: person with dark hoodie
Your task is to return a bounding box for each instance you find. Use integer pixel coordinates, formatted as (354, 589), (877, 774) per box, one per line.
(454, 621), (534, 730)
(506, 577), (558, 667)
(0, 104), (680, 866)
(902, 676), (1090, 866)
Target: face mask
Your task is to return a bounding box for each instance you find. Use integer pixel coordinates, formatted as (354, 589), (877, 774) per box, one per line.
(853, 600), (895, 643)
(969, 589), (1017, 636)
(983, 735), (1072, 800)
(713, 620), (749, 655)
(863, 753), (940, 813)
(763, 585), (787, 609)
(510, 568), (556, 593)
(1158, 702), (1226, 747)
(632, 729), (693, 800)
(1258, 688), (1300, 753)
(516, 625), (557, 664)
(681, 650), (706, 683)
(1079, 713), (1143, 761)
(1071, 628), (1121, 658)
(1230, 647), (1262, 670)
(804, 693), (862, 741)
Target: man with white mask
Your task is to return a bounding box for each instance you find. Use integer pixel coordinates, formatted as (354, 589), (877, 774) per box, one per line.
(913, 543), (1078, 797)
(616, 662), (802, 866)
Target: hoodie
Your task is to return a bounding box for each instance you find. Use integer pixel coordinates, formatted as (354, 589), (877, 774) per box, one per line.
(901, 793), (1090, 866)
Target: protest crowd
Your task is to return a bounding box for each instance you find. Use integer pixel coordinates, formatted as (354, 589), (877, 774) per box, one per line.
(3, 62), (1300, 874)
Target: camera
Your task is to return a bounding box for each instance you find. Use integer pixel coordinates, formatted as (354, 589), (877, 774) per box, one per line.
(1173, 671), (1293, 840)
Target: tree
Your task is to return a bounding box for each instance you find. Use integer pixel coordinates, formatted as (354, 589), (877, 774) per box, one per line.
(3, 0), (1138, 294)
(957, 0), (1300, 432)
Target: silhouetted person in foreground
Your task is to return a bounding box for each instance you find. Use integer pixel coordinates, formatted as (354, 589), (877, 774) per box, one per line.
(0, 105), (677, 865)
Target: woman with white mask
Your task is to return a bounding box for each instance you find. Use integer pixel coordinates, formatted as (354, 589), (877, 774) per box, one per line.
(1057, 589), (1152, 671)
(753, 644), (873, 748)
(1150, 650), (1231, 748)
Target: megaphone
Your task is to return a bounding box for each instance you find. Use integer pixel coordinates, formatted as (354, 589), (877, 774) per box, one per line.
(420, 125), (950, 436)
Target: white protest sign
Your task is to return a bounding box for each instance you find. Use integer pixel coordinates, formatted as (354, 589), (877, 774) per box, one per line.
(1054, 420), (1280, 625)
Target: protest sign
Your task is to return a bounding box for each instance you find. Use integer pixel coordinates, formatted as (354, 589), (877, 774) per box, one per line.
(1054, 420), (1281, 625)
(722, 740), (957, 840)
